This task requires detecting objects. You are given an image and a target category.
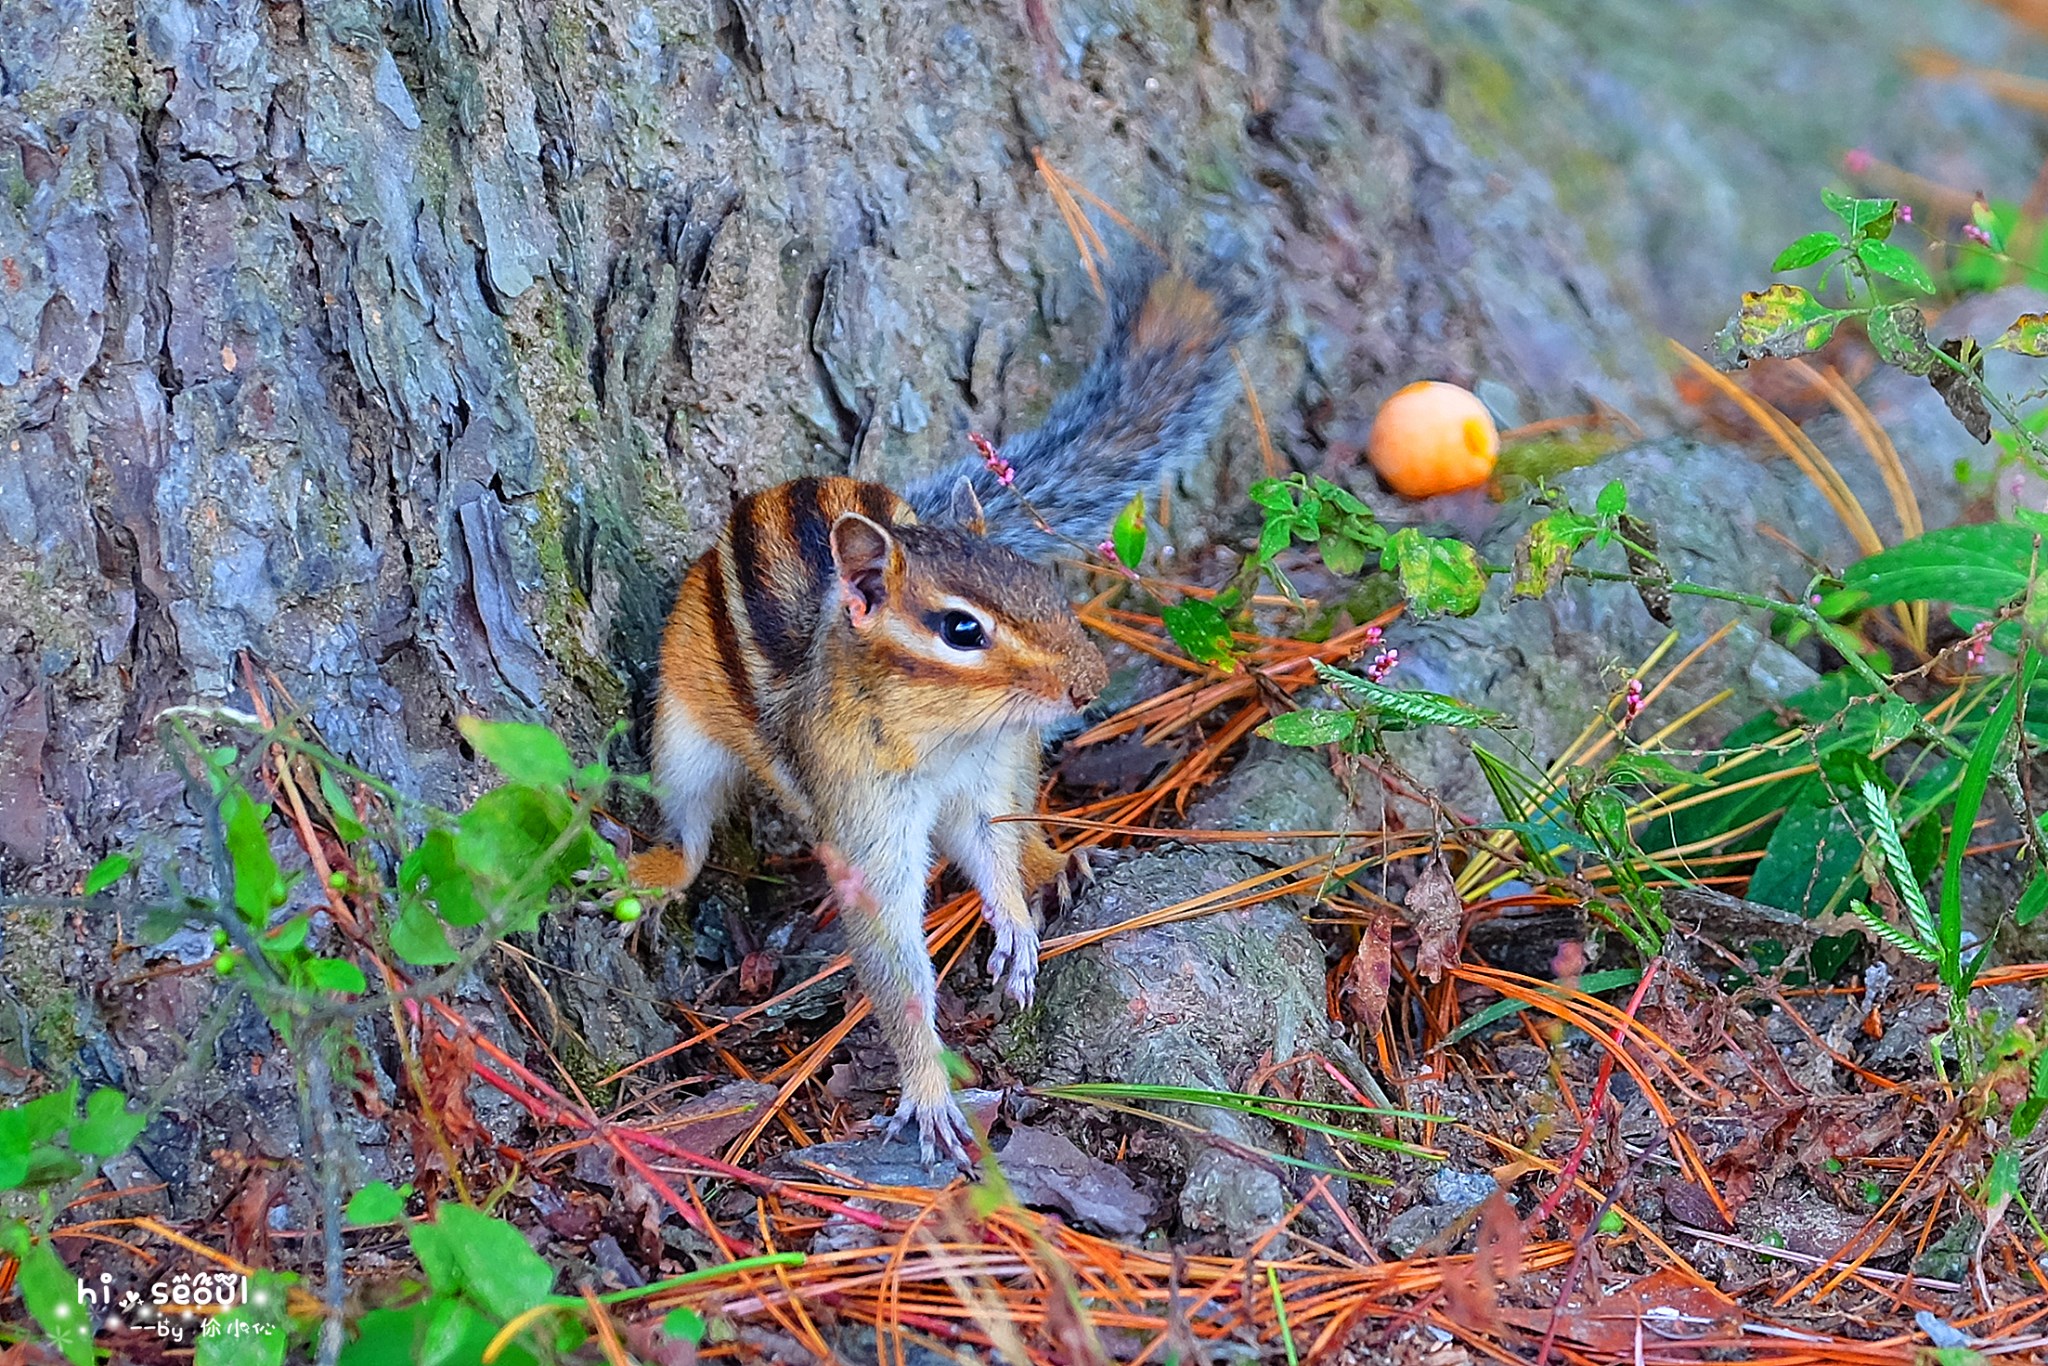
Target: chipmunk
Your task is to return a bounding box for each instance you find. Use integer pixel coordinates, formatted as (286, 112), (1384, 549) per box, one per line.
(650, 263), (1251, 1162)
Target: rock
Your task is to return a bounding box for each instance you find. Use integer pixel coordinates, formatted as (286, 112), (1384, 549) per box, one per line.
(1381, 1168), (1501, 1258)
(998, 1124), (1158, 1238)
(1736, 1180), (1907, 1262)
(1004, 747), (1358, 1248)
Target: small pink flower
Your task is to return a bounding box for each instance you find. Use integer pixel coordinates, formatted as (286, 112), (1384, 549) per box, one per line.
(1810, 593), (1823, 606)
(1844, 147), (1874, 175)
(970, 431), (1016, 487)
(1096, 538), (1138, 580)
(1963, 223), (1993, 247)
(1624, 678), (1645, 722)
(1365, 648), (1400, 683)
(1897, 203), (1913, 224)
(1966, 621), (1992, 670)
(1364, 624), (1384, 646)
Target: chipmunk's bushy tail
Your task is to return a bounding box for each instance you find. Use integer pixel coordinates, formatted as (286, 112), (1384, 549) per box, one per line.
(907, 261), (1256, 556)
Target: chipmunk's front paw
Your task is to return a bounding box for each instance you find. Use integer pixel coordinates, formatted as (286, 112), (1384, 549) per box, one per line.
(985, 920), (1039, 1008)
(883, 1090), (975, 1167)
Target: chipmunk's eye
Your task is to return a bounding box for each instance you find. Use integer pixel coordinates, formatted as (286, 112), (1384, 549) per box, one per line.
(937, 610), (990, 651)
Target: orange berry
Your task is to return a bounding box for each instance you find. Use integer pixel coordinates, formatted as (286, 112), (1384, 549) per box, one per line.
(1366, 381), (1500, 498)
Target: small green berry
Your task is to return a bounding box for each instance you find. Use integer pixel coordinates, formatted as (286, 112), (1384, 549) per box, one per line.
(214, 951), (240, 976)
(613, 897), (643, 923)
(328, 871), (348, 889)
(212, 927), (230, 949)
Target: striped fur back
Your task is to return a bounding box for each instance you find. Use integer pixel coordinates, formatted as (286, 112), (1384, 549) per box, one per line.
(662, 476), (913, 759)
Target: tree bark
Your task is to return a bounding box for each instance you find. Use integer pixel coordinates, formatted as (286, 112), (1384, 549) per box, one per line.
(0, 0), (1654, 1211)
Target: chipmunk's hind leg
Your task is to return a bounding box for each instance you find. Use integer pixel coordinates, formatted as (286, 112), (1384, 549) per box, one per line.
(649, 701), (744, 888)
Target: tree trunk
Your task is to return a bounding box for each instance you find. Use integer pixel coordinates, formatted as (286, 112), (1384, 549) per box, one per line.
(7, 0), (1974, 1214)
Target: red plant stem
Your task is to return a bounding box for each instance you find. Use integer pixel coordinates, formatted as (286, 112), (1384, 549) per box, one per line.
(1528, 957), (1663, 1229)
(429, 999), (898, 1234)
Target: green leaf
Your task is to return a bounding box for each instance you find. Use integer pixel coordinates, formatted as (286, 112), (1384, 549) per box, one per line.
(1382, 528), (1487, 618)
(1860, 779), (1935, 950)
(1971, 198), (2008, 253)
(459, 718), (574, 789)
(1111, 492), (1147, 569)
(340, 1305), (531, 1366)
(389, 898), (460, 966)
(345, 1180), (413, 1226)
(2015, 1048), (2048, 1139)
(1821, 190), (1898, 240)
(1511, 510), (1599, 599)
(68, 1088), (146, 1158)
(409, 1204), (557, 1323)
(303, 956), (368, 995)
(1594, 480), (1628, 517)
(420, 1298), (493, 1366)
(1247, 478), (1296, 513)
(2017, 868), (2048, 927)
(1256, 516), (1292, 565)
(194, 1273), (293, 1366)
(1850, 898), (1936, 962)
(1866, 303), (1933, 374)
(1319, 533), (1368, 577)
(1256, 709), (1358, 747)
(1746, 780), (1866, 918)
(11, 1235), (94, 1366)
(1773, 231), (1843, 271)
(220, 785), (286, 924)
(1471, 745), (1568, 878)
(12, 1084), (80, 1149)
(263, 914), (311, 956)
(1713, 284), (1846, 364)
(1602, 752), (1701, 789)
(1873, 696), (1920, 750)
(83, 852), (132, 897)
(663, 1307), (709, 1344)
(317, 767), (368, 843)
(1855, 239), (1934, 294)
(1315, 663), (1502, 728)
(457, 785), (610, 933)
(1843, 521), (2042, 613)
(401, 829), (486, 928)
(1983, 1147), (2022, 1211)
(1992, 313), (2048, 358)
(1161, 599), (1236, 672)
(195, 1311), (287, 1366)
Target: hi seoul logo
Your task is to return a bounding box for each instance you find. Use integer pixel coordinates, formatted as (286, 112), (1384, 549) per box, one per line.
(74, 1270), (278, 1342)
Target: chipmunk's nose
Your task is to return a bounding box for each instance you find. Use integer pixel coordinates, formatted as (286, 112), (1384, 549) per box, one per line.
(1067, 647), (1109, 710)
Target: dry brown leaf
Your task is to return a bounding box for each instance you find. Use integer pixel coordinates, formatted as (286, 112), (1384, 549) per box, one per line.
(1340, 911), (1393, 1034)
(1407, 855), (1463, 982)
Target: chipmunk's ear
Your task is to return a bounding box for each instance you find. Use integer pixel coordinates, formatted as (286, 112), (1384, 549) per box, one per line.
(830, 512), (899, 629)
(948, 476), (987, 536)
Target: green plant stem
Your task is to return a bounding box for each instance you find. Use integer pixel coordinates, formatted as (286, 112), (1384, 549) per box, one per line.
(1924, 339), (2048, 475)
(568, 1253), (809, 1308)
(1268, 1266), (1299, 1366)
(302, 1037), (347, 1366)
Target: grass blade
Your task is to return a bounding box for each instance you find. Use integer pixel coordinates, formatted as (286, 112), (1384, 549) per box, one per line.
(1941, 648), (2036, 982)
